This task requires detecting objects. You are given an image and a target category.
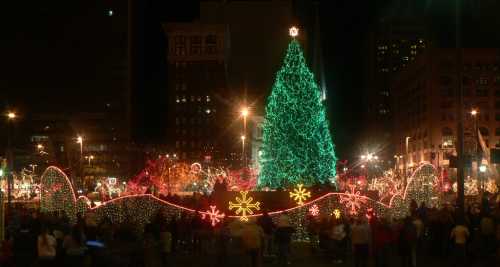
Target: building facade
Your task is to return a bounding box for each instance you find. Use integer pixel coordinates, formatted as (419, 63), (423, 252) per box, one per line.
(391, 48), (500, 171)
(163, 23), (231, 162)
(365, 16), (428, 158)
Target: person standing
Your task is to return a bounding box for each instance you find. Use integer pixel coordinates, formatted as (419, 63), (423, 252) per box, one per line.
(351, 218), (371, 267)
(450, 218), (470, 267)
(241, 218), (265, 267)
(37, 225), (57, 267)
(257, 210), (275, 256)
(275, 215), (295, 267)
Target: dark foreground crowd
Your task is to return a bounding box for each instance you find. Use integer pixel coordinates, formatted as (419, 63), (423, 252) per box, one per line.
(0, 201), (499, 267)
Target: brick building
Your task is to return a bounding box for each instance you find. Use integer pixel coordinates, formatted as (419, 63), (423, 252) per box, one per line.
(391, 48), (500, 171)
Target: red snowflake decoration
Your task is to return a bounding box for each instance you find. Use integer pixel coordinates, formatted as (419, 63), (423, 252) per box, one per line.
(309, 204), (320, 216)
(339, 184), (367, 215)
(201, 205), (225, 226)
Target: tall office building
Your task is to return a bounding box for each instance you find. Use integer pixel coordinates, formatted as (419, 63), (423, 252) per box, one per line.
(392, 48), (500, 172)
(163, 23), (231, 162)
(365, 16), (428, 157)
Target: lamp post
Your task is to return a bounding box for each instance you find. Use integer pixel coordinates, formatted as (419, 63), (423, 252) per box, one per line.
(85, 155), (94, 166)
(470, 109), (479, 178)
(241, 135), (246, 166)
(404, 136), (411, 185)
(6, 111), (16, 209)
(240, 107), (249, 167)
(76, 136), (83, 186)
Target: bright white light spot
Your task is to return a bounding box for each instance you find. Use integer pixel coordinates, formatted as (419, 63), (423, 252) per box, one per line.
(289, 26), (299, 37)
(108, 10), (113, 16)
(479, 165), (487, 173)
(206, 109), (211, 114)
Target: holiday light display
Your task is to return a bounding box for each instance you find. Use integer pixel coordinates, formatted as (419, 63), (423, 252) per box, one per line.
(40, 166), (77, 222)
(453, 177), (479, 196)
(339, 184), (367, 215)
(258, 37), (337, 188)
(333, 209), (341, 219)
(201, 205), (225, 226)
(308, 204), (320, 216)
(485, 179), (498, 194)
(289, 184), (311, 205)
(228, 191), (261, 221)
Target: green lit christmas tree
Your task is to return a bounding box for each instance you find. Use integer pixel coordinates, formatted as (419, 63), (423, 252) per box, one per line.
(258, 31), (337, 188)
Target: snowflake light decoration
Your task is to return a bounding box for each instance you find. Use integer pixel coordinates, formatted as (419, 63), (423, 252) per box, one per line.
(339, 184), (367, 215)
(333, 209), (341, 219)
(309, 204), (320, 216)
(228, 191), (260, 221)
(202, 205), (225, 226)
(289, 184), (311, 205)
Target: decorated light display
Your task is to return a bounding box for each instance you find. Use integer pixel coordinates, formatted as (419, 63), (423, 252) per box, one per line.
(258, 36), (337, 188)
(228, 191), (261, 221)
(339, 184), (366, 215)
(40, 166), (77, 222)
(308, 204), (320, 216)
(289, 184), (311, 205)
(201, 205), (225, 226)
(485, 179), (498, 194)
(333, 209), (341, 219)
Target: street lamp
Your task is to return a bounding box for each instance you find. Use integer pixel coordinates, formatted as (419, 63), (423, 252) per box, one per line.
(6, 111), (17, 209)
(240, 107), (249, 167)
(85, 155), (94, 166)
(7, 112), (16, 120)
(76, 136), (83, 157)
(241, 135), (246, 166)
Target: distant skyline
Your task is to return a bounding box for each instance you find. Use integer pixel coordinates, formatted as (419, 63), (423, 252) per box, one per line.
(3, 0), (500, 160)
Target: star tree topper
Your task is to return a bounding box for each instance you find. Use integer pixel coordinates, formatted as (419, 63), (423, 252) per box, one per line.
(229, 191), (261, 222)
(202, 205), (225, 227)
(289, 184), (311, 205)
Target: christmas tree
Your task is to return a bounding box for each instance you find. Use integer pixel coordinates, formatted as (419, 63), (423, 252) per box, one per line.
(258, 32), (337, 188)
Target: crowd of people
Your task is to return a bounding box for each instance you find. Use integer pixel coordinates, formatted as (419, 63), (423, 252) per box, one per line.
(0, 199), (499, 267)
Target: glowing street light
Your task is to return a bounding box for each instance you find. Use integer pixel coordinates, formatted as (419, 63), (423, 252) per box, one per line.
(76, 136), (83, 156)
(479, 165), (487, 173)
(85, 155), (94, 166)
(7, 112), (16, 120)
(241, 107), (249, 118)
(470, 109), (478, 116)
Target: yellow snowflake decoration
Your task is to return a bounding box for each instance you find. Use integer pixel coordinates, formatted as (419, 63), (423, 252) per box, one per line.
(333, 209), (341, 219)
(289, 184), (311, 205)
(229, 191), (261, 221)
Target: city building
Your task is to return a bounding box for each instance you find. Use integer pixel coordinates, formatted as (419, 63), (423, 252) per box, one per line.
(391, 48), (500, 172)
(365, 16), (428, 158)
(199, 0), (297, 109)
(163, 23), (232, 162)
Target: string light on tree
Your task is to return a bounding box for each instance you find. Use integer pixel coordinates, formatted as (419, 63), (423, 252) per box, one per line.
(202, 205), (225, 226)
(228, 191), (260, 221)
(289, 184), (311, 205)
(258, 28), (337, 188)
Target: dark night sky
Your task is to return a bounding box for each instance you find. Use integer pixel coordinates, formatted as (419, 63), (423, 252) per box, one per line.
(0, 0), (392, 159)
(4, 1), (496, 159)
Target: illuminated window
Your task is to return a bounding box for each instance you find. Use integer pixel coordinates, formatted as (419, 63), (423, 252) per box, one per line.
(479, 77), (488, 85)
